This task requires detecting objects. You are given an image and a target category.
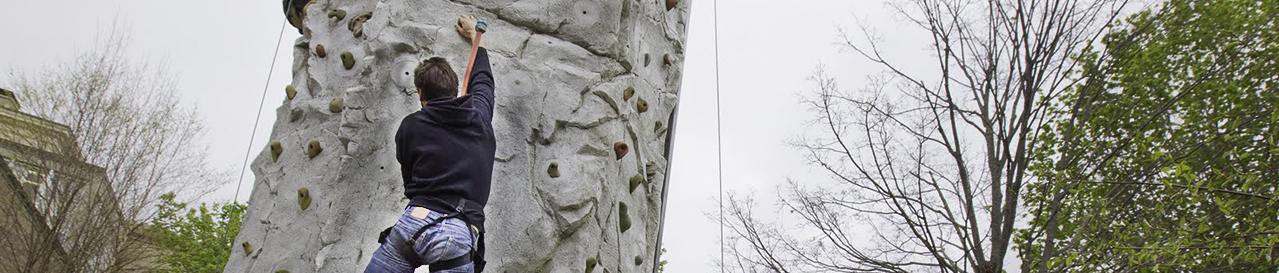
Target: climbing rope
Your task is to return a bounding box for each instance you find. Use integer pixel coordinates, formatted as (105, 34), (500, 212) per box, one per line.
(713, 0), (725, 272)
(217, 21), (289, 268)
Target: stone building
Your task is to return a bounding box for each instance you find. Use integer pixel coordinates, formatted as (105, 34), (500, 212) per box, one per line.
(0, 88), (122, 272)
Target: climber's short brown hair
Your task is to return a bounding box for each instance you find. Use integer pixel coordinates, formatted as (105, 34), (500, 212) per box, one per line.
(414, 57), (458, 102)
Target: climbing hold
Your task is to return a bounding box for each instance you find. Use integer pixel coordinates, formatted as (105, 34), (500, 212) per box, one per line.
(634, 255), (643, 265)
(646, 161), (658, 179)
(655, 120), (663, 133)
(666, 0), (678, 11)
(643, 54), (650, 67)
(275, 270), (291, 273)
(618, 202), (631, 233)
(242, 241), (253, 256)
(585, 257), (598, 273)
(636, 98), (649, 113)
(349, 13), (372, 38)
(307, 139), (323, 158)
(547, 162), (560, 178)
(623, 86), (635, 101)
(269, 141), (283, 162)
(341, 51), (355, 70)
(329, 97), (345, 113)
(285, 85), (297, 100)
(664, 53), (673, 66)
(327, 9), (346, 21)
(613, 142), (629, 160)
(629, 174), (643, 193)
(297, 187), (312, 210)
(315, 44), (327, 58)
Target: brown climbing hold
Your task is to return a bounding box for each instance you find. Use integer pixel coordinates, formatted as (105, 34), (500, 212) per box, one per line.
(269, 141), (283, 162)
(618, 202), (631, 233)
(242, 241), (253, 256)
(636, 98), (649, 113)
(613, 142), (629, 160)
(327, 9), (346, 20)
(341, 51), (355, 70)
(629, 174), (643, 193)
(307, 139), (323, 158)
(623, 86), (635, 101)
(297, 187), (312, 211)
(285, 85), (297, 100)
(547, 162), (560, 178)
(663, 53), (673, 66)
(315, 44), (327, 58)
(349, 13), (372, 38)
(329, 97), (345, 113)
(666, 0), (678, 11)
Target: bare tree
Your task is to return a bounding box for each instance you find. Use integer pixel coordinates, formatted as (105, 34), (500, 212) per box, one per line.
(719, 0), (1137, 272)
(1, 26), (227, 272)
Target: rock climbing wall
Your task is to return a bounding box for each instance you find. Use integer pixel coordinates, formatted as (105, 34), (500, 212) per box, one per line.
(224, 0), (688, 272)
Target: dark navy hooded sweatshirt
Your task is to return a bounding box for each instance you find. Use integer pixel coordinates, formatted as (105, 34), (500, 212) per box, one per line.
(396, 48), (494, 228)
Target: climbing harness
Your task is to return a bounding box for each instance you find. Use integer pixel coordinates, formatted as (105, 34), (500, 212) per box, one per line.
(377, 198), (487, 272)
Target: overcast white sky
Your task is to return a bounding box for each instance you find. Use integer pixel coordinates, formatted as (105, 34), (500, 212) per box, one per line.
(0, 0), (926, 272)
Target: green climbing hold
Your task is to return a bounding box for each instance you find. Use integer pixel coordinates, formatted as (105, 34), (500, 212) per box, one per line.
(547, 162), (560, 178)
(636, 98), (649, 113)
(629, 174), (643, 193)
(613, 141), (629, 160)
(585, 257), (598, 273)
(307, 139), (323, 158)
(275, 270), (291, 273)
(269, 141), (283, 162)
(619, 202), (631, 233)
(643, 54), (650, 67)
(242, 241), (253, 256)
(297, 187), (312, 211)
(329, 97), (345, 113)
(341, 51), (355, 70)
(327, 9), (346, 20)
(623, 86), (635, 101)
(285, 85), (297, 100)
(315, 44), (327, 58)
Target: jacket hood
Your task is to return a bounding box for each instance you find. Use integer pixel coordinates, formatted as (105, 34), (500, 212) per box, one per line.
(419, 95), (477, 127)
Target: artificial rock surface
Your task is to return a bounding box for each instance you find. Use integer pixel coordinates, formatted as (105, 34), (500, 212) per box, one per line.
(224, 0), (688, 272)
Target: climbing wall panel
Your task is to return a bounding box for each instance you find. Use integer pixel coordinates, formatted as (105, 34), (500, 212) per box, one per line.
(223, 0), (689, 272)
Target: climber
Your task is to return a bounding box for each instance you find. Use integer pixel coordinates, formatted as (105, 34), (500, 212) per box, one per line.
(283, 0), (315, 34)
(365, 14), (494, 273)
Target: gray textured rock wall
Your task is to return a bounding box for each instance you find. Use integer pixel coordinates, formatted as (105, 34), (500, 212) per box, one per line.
(224, 0), (688, 272)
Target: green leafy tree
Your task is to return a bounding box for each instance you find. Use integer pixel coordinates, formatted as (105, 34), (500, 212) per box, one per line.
(148, 193), (245, 273)
(1020, 0), (1279, 271)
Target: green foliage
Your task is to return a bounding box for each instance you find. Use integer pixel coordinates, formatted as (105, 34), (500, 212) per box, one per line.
(1020, 0), (1279, 271)
(148, 193), (246, 273)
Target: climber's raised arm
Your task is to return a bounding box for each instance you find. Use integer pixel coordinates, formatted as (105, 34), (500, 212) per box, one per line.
(456, 14), (495, 119)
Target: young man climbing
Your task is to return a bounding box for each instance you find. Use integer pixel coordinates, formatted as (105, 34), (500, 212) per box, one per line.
(365, 14), (494, 273)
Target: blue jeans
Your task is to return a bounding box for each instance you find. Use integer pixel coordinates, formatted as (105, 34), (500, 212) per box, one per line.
(365, 207), (475, 273)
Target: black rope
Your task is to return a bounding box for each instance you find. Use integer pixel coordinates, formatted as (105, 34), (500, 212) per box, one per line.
(217, 20), (288, 269)
(713, 0), (725, 272)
